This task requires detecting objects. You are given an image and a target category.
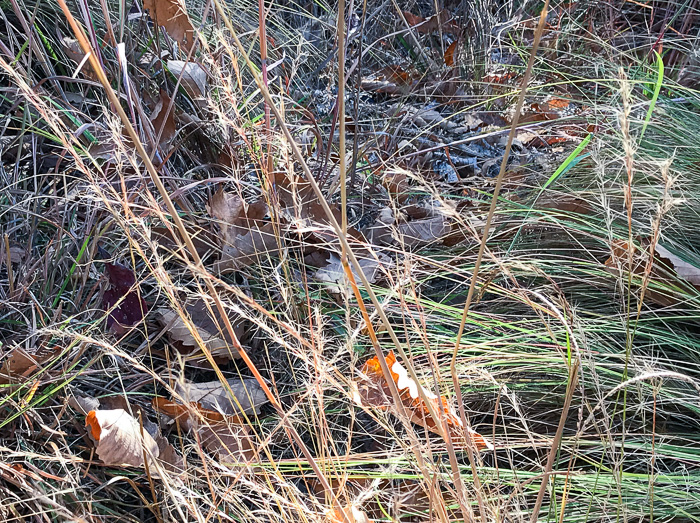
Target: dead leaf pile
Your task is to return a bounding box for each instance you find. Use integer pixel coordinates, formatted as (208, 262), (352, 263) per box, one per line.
(357, 351), (493, 451)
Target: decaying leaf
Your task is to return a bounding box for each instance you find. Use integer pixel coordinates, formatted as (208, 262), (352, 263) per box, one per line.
(143, 0), (195, 52)
(61, 37), (97, 80)
(150, 89), (177, 152)
(314, 253), (391, 294)
(102, 262), (148, 335)
(156, 300), (244, 361)
(395, 215), (452, 248)
(357, 352), (493, 451)
(0, 346), (60, 385)
(152, 397), (256, 463)
(167, 60), (207, 98)
(80, 396), (184, 474)
(175, 376), (268, 417)
(656, 244), (700, 286)
(605, 239), (700, 306)
(85, 409), (160, 467)
(208, 190), (281, 270)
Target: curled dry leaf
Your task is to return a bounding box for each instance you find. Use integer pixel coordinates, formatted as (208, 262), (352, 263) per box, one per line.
(156, 300), (244, 362)
(208, 190), (281, 270)
(85, 409), (159, 467)
(175, 376), (268, 417)
(167, 60), (207, 98)
(143, 0), (195, 52)
(152, 397), (256, 463)
(102, 262), (148, 335)
(357, 352), (493, 451)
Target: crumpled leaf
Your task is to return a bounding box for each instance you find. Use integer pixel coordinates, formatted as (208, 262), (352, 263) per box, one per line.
(314, 253), (391, 294)
(656, 244), (700, 286)
(85, 409), (160, 467)
(143, 0), (195, 52)
(208, 190), (281, 270)
(102, 262), (148, 335)
(175, 377), (268, 417)
(150, 89), (177, 152)
(152, 397), (256, 464)
(357, 352), (493, 451)
(167, 60), (207, 98)
(156, 300), (244, 362)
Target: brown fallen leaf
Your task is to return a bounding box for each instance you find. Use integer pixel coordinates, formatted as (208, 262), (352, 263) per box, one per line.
(314, 253), (391, 294)
(156, 300), (244, 362)
(61, 37), (97, 80)
(85, 409), (160, 467)
(167, 60), (207, 98)
(207, 190), (281, 270)
(102, 261), (148, 335)
(152, 398), (256, 463)
(0, 346), (61, 385)
(175, 377), (268, 417)
(150, 89), (177, 152)
(357, 352), (493, 451)
(395, 215), (452, 248)
(143, 0), (195, 52)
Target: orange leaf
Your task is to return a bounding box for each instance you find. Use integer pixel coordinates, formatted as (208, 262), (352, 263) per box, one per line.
(358, 352), (493, 451)
(444, 40), (458, 67)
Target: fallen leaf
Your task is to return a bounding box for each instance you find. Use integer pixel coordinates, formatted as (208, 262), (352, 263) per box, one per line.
(167, 60), (207, 98)
(655, 244), (700, 286)
(402, 9), (460, 35)
(143, 0), (195, 52)
(175, 377), (268, 417)
(357, 352), (493, 451)
(314, 253), (391, 294)
(85, 409), (160, 467)
(102, 262), (148, 335)
(152, 397), (256, 463)
(0, 346), (60, 385)
(150, 89), (177, 152)
(61, 37), (97, 80)
(156, 300), (244, 361)
(395, 216), (452, 248)
(326, 506), (369, 523)
(604, 239), (700, 307)
(207, 190), (281, 270)
(444, 40), (458, 67)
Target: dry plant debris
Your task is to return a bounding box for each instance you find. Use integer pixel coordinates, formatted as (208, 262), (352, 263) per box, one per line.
(358, 352), (493, 451)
